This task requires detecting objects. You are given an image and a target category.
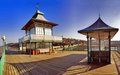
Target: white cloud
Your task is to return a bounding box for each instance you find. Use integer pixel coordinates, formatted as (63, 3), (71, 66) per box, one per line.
(111, 17), (120, 40)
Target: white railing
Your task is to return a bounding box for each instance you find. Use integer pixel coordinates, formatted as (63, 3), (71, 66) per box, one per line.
(19, 34), (62, 42)
(44, 35), (53, 40)
(31, 35), (44, 40)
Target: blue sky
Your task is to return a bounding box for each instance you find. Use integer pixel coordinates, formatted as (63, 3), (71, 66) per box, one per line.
(0, 0), (120, 45)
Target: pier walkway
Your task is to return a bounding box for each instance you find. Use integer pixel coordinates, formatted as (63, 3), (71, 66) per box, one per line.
(3, 50), (119, 75)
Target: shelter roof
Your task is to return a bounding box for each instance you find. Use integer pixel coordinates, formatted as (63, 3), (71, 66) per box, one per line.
(78, 17), (119, 39)
(22, 9), (58, 30)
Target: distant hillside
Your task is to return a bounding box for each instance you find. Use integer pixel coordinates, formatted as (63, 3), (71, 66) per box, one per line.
(7, 43), (19, 50)
(53, 37), (87, 46)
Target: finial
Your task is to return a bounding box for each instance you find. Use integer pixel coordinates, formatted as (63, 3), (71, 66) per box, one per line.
(35, 3), (44, 15)
(36, 3), (39, 10)
(99, 13), (101, 17)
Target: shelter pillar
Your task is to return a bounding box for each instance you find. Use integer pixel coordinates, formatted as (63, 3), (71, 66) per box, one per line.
(90, 37), (92, 62)
(98, 33), (101, 63)
(19, 42), (22, 51)
(25, 42), (27, 54)
(35, 42), (37, 55)
(49, 42), (51, 55)
(22, 43), (24, 53)
(90, 37), (92, 51)
(52, 42), (54, 52)
(26, 42), (27, 51)
(108, 32), (111, 63)
(29, 41), (31, 57)
(87, 34), (90, 63)
(35, 42), (37, 49)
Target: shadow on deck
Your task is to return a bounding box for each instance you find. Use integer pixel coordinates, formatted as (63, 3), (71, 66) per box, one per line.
(6, 50), (25, 55)
(5, 50), (110, 75)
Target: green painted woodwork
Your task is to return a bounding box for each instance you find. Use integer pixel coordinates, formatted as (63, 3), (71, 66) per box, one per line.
(0, 46), (5, 75)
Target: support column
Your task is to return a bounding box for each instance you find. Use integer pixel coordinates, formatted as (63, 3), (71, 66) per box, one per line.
(26, 42), (28, 53)
(52, 42), (54, 53)
(87, 33), (90, 63)
(51, 27), (53, 36)
(22, 43), (24, 53)
(35, 42), (37, 55)
(25, 42), (27, 54)
(99, 33), (101, 63)
(19, 42), (22, 51)
(51, 27), (54, 53)
(108, 31), (111, 63)
(49, 42), (51, 55)
(29, 41), (31, 57)
(43, 27), (45, 35)
(90, 37), (92, 62)
(35, 42), (37, 49)
(90, 37), (92, 51)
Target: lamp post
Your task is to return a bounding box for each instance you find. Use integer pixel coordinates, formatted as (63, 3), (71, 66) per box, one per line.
(1, 35), (6, 51)
(0, 35), (6, 75)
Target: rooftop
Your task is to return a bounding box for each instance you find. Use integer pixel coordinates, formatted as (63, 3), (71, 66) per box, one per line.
(78, 17), (119, 39)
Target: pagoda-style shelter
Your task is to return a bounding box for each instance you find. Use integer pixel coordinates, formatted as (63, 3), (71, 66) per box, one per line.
(78, 17), (118, 63)
(19, 9), (62, 55)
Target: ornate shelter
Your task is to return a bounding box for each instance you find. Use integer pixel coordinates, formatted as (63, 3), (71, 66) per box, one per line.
(78, 17), (118, 63)
(19, 9), (62, 55)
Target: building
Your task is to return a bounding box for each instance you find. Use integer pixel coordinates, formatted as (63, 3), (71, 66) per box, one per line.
(19, 8), (62, 55)
(78, 17), (118, 63)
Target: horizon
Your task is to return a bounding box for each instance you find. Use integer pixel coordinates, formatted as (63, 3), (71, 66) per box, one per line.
(0, 0), (120, 46)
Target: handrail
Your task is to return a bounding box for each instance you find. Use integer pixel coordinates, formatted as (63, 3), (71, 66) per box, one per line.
(0, 46), (5, 75)
(19, 34), (63, 42)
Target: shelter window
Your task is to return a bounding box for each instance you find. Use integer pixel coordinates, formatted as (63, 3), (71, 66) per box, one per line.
(45, 28), (52, 36)
(30, 28), (35, 34)
(36, 27), (44, 35)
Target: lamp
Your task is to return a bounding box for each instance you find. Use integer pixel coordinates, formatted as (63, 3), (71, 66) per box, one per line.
(1, 35), (6, 50)
(1, 35), (6, 42)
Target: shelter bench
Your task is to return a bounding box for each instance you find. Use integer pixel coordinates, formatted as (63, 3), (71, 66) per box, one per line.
(90, 51), (109, 63)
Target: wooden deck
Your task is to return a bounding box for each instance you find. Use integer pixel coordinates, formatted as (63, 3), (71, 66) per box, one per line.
(112, 51), (120, 75)
(3, 50), (118, 75)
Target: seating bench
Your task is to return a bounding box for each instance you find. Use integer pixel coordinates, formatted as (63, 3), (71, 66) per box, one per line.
(37, 48), (50, 53)
(90, 51), (109, 63)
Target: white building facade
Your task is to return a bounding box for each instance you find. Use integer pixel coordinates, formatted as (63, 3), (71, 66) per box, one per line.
(19, 9), (62, 55)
